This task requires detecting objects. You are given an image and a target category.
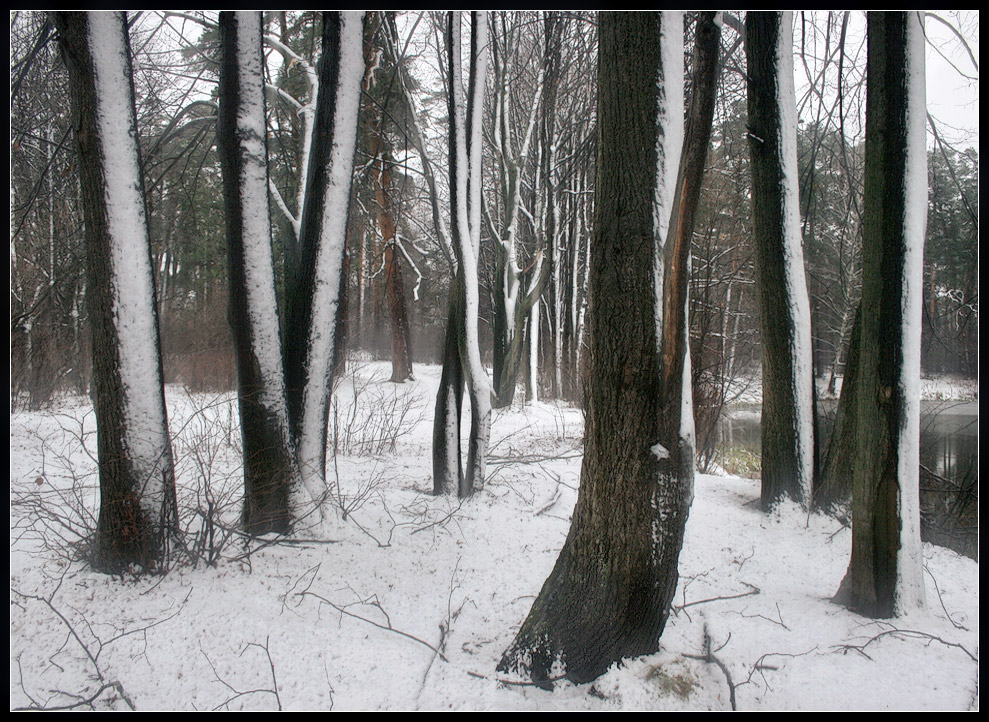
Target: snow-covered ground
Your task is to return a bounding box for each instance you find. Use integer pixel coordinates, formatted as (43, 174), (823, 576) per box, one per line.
(9, 362), (979, 710)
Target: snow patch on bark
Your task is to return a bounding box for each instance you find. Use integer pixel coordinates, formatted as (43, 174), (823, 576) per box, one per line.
(775, 12), (815, 505)
(297, 12), (365, 494)
(652, 11), (684, 344)
(894, 11), (928, 615)
(88, 12), (172, 512)
(232, 12), (294, 433)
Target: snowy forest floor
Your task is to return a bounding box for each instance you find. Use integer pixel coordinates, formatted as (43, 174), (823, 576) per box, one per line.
(9, 362), (979, 711)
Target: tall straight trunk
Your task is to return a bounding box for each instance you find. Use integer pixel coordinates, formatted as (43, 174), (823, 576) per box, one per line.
(499, 12), (686, 686)
(488, 15), (546, 409)
(525, 297), (540, 403)
(284, 12), (365, 496)
(746, 11), (816, 510)
(53, 11), (178, 573)
(815, 302), (861, 512)
(372, 150), (414, 382)
(447, 11), (492, 497)
(365, 15), (414, 383)
(217, 11), (300, 534)
(541, 13), (564, 402)
(835, 11), (927, 618)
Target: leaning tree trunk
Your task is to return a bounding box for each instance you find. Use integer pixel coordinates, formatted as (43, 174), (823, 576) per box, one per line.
(835, 11), (927, 619)
(746, 11), (817, 511)
(659, 9), (722, 508)
(53, 11), (178, 573)
(217, 11), (300, 535)
(499, 12), (687, 686)
(284, 12), (365, 498)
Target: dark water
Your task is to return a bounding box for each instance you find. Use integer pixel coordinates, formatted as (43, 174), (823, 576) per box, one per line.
(718, 400), (979, 558)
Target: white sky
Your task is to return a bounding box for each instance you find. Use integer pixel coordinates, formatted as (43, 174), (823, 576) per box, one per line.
(922, 10), (979, 151)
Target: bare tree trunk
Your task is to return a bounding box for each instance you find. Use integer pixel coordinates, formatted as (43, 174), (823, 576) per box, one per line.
(447, 11), (492, 496)
(217, 11), (300, 534)
(54, 11), (178, 573)
(284, 12), (365, 497)
(835, 11), (927, 618)
(432, 272), (466, 495)
(746, 11), (816, 510)
(499, 12), (686, 686)
(815, 302), (861, 512)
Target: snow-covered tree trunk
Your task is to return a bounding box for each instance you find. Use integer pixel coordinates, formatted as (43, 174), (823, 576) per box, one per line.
(499, 12), (687, 686)
(432, 271), (466, 496)
(53, 11), (178, 573)
(745, 11), (816, 510)
(835, 11), (927, 618)
(284, 12), (365, 499)
(217, 11), (301, 535)
(525, 297), (540, 403)
(656, 8), (721, 538)
(448, 11), (492, 496)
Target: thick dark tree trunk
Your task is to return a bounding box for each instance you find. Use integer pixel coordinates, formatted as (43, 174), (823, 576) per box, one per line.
(499, 12), (687, 686)
(54, 11), (178, 573)
(217, 11), (298, 535)
(835, 11), (927, 618)
(746, 12), (816, 510)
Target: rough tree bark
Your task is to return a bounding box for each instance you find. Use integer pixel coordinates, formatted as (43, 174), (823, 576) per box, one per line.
(284, 12), (365, 498)
(217, 11), (300, 535)
(53, 11), (178, 573)
(498, 12), (688, 686)
(746, 11), (817, 510)
(834, 11), (927, 618)
(815, 302), (862, 513)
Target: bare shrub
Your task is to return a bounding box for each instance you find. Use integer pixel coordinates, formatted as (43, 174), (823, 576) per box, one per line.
(329, 364), (425, 457)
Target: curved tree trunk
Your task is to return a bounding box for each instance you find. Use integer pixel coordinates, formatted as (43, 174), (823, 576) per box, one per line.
(54, 11), (178, 573)
(499, 12), (686, 686)
(746, 12), (816, 510)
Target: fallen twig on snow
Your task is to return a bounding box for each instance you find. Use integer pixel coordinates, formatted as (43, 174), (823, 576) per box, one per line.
(833, 628), (976, 662)
(684, 625), (737, 710)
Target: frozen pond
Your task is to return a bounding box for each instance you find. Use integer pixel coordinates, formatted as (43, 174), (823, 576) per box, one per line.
(719, 399), (978, 558)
